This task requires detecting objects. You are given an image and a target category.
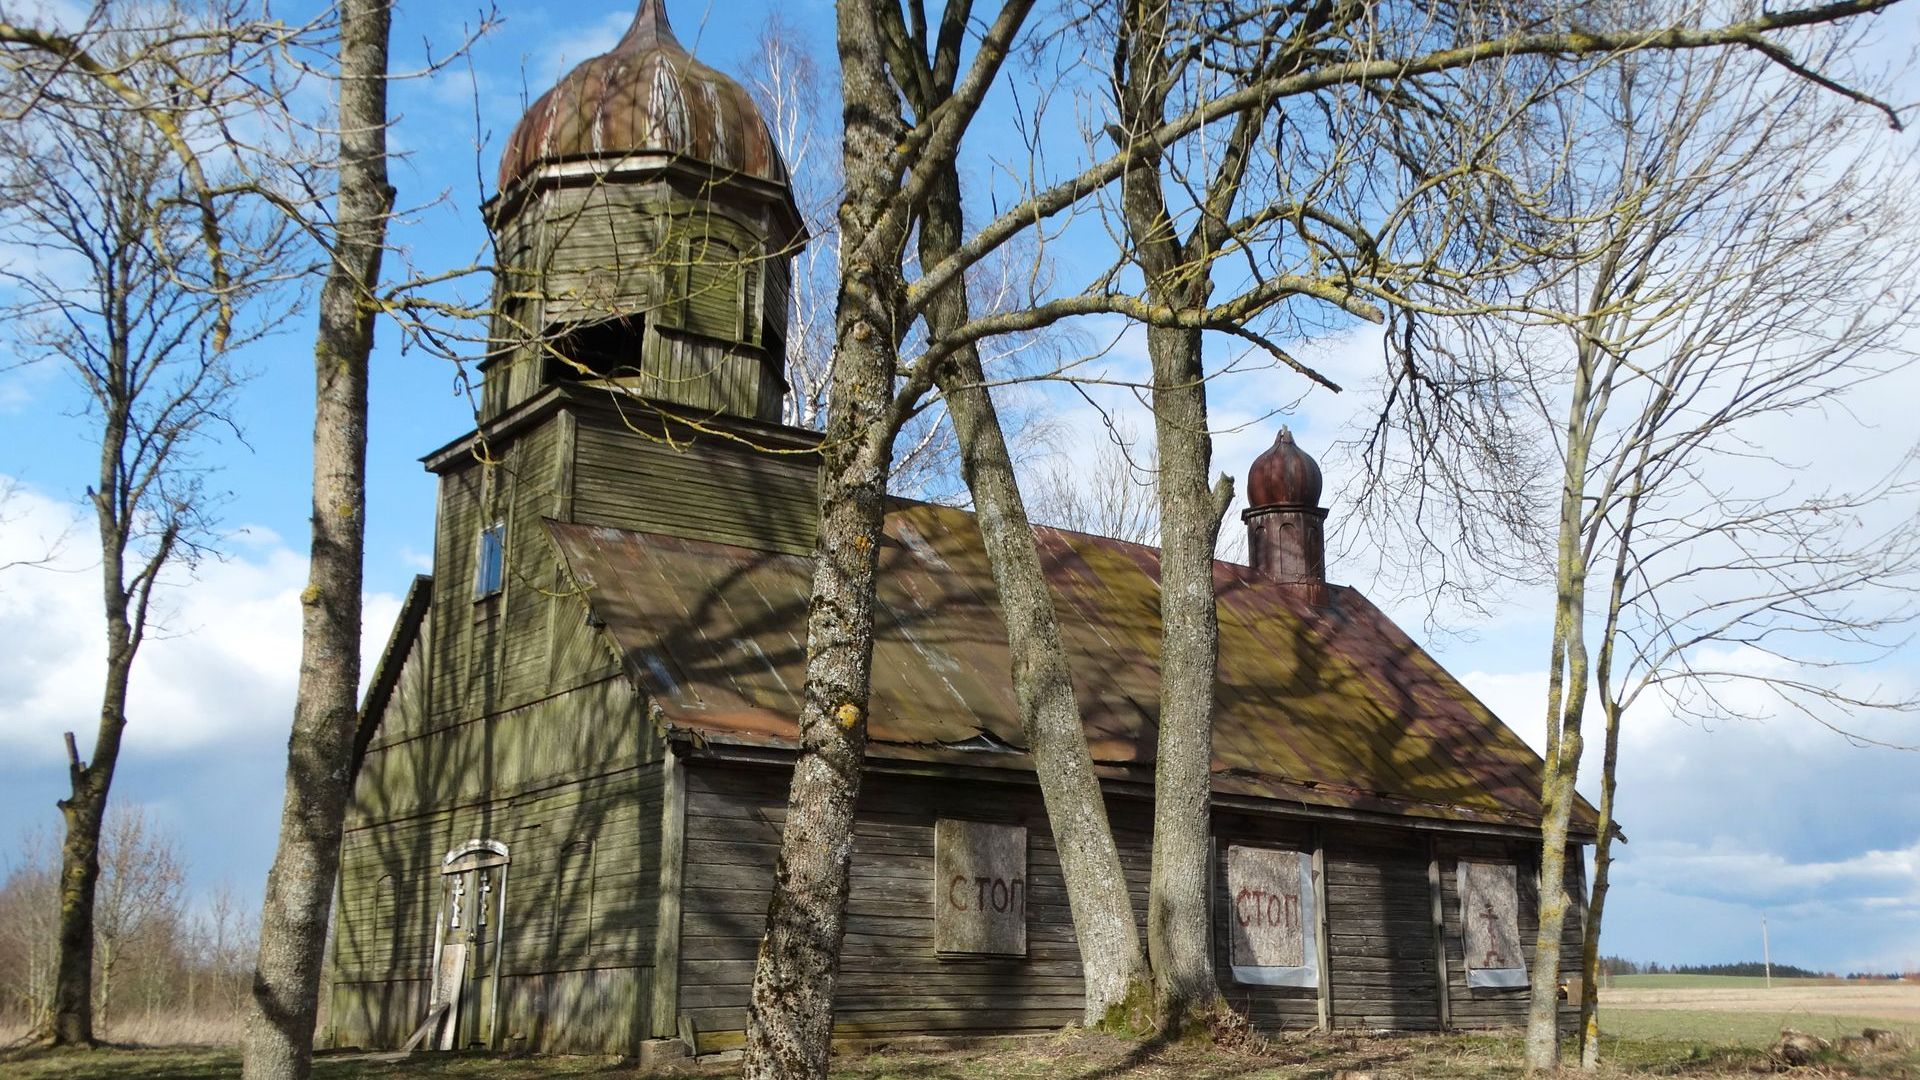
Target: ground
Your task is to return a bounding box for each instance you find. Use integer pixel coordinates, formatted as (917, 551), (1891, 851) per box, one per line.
(3, 979), (1916, 1079)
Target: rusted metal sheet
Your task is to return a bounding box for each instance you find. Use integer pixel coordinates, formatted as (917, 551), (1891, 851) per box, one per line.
(544, 501), (1593, 833)
(498, 0), (789, 191)
(1246, 426), (1322, 507)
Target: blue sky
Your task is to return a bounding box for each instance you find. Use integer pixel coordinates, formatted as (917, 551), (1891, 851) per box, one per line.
(1, 0), (1917, 977)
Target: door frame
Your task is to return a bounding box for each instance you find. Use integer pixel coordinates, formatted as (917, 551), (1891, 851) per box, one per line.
(432, 839), (510, 1049)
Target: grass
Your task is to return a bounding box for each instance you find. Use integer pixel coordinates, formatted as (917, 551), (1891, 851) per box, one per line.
(3, 1025), (1916, 1080)
(1604, 1007), (1917, 1047)
(1609, 974), (1839, 989)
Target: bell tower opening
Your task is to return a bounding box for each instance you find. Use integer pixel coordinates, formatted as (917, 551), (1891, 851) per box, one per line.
(543, 317), (646, 385)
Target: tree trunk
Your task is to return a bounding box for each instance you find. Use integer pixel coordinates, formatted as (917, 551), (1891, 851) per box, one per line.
(1578, 465), (1640, 1070)
(1144, 324), (1230, 1030)
(741, 3), (904, 1075)
(1524, 347), (1600, 1072)
(51, 396), (141, 1048)
(96, 935), (116, 1037)
(1577, 698), (1619, 1069)
(919, 167), (1150, 1025)
(50, 681), (119, 1048)
(242, 1), (391, 1076)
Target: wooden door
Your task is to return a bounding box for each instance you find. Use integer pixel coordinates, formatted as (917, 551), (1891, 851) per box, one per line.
(429, 840), (510, 1049)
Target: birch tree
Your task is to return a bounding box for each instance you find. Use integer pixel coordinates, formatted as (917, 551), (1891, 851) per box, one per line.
(1028, 417), (1161, 546)
(1521, 45), (1919, 1069)
(0, 831), (60, 1033)
(89, 807), (185, 1037)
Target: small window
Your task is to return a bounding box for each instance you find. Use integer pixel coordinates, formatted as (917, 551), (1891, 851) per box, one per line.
(474, 521), (506, 598)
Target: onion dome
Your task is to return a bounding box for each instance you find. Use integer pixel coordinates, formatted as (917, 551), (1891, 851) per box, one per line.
(1246, 426), (1323, 509)
(497, 0), (789, 191)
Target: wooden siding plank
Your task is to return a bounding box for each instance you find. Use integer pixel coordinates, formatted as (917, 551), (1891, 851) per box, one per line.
(650, 749), (687, 1038)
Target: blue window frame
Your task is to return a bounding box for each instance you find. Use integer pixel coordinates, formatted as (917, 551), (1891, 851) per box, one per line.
(475, 520), (506, 598)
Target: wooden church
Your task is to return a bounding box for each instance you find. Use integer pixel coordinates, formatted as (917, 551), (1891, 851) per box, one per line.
(325, 0), (1592, 1057)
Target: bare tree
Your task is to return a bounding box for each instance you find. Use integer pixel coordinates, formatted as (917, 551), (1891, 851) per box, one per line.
(244, 0), (395, 1075)
(90, 807), (186, 1037)
(1353, 22), (1916, 1066)
(0, 831), (61, 1036)
(0, 823), (263, 1044)
(0, 11), (295, 1043)
(1518, 45), (1919, 1070)
(742, 13), (841, 434)
(1028, 415), (1161, 545)
(195, 882), (257, 1020)
(736, 0), (1907, 1069)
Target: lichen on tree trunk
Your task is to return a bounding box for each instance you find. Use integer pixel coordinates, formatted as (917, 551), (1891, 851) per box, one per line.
(741, 2), (906, 1074)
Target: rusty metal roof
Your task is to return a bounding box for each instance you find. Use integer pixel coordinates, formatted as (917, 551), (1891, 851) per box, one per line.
(498, 0), (789, 191)
(547, 505), (1591, 833)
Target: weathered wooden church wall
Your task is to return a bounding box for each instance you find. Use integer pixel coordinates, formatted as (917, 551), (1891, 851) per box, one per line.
(673, 759), (1585, 1053)
(327, 392), (827, 1056)
(676, 763), (1151, 1051)
(328, 389), (1582, 1057)
(329, 674), (673, 1055)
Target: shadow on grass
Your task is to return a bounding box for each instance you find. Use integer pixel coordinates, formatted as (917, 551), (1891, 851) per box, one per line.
(14, 1027), (1912, 1080)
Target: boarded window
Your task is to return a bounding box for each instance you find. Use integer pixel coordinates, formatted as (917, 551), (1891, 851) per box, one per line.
(683, 235), (742, 341)
(474, 521), (506, 598)
(1226, 846), (1318, 987)
(1459, 861), (1526, 988)
(552, 840), (595, 961)
(659, 216), (762, 347)
(933, 820), (1027, 956)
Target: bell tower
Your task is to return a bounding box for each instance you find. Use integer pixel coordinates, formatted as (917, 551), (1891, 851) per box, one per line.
(479, 0), (804, 423)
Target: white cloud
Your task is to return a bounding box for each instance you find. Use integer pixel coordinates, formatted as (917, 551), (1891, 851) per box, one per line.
(0, 479), (402, 767)
(1457, 651), (1920, 970)
(1457, 669), (1553, 756)
(1618, 838), (1920, 908)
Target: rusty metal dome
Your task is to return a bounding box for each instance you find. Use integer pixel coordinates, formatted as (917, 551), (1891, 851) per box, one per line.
(498, 0), (789, 191)
(1246, 426), (1323, 509)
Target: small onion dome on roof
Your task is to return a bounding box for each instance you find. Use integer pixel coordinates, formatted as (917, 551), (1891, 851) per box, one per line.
(497, 0), (789, 192)
(1246, 426), (1323, 509)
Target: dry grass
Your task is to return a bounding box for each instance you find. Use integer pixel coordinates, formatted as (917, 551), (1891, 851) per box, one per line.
(0, 1011), (245, 1053)
(1605, 981), (1920, 1025)
(8, 981), (1920, 1080)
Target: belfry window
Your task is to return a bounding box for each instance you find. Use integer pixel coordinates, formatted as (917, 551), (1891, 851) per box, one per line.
(666, 226), (762, 347)
(475, 520), (506, 598)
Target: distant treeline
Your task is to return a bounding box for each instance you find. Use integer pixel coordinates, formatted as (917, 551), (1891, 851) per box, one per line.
(1600, 957), (1827, 979)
